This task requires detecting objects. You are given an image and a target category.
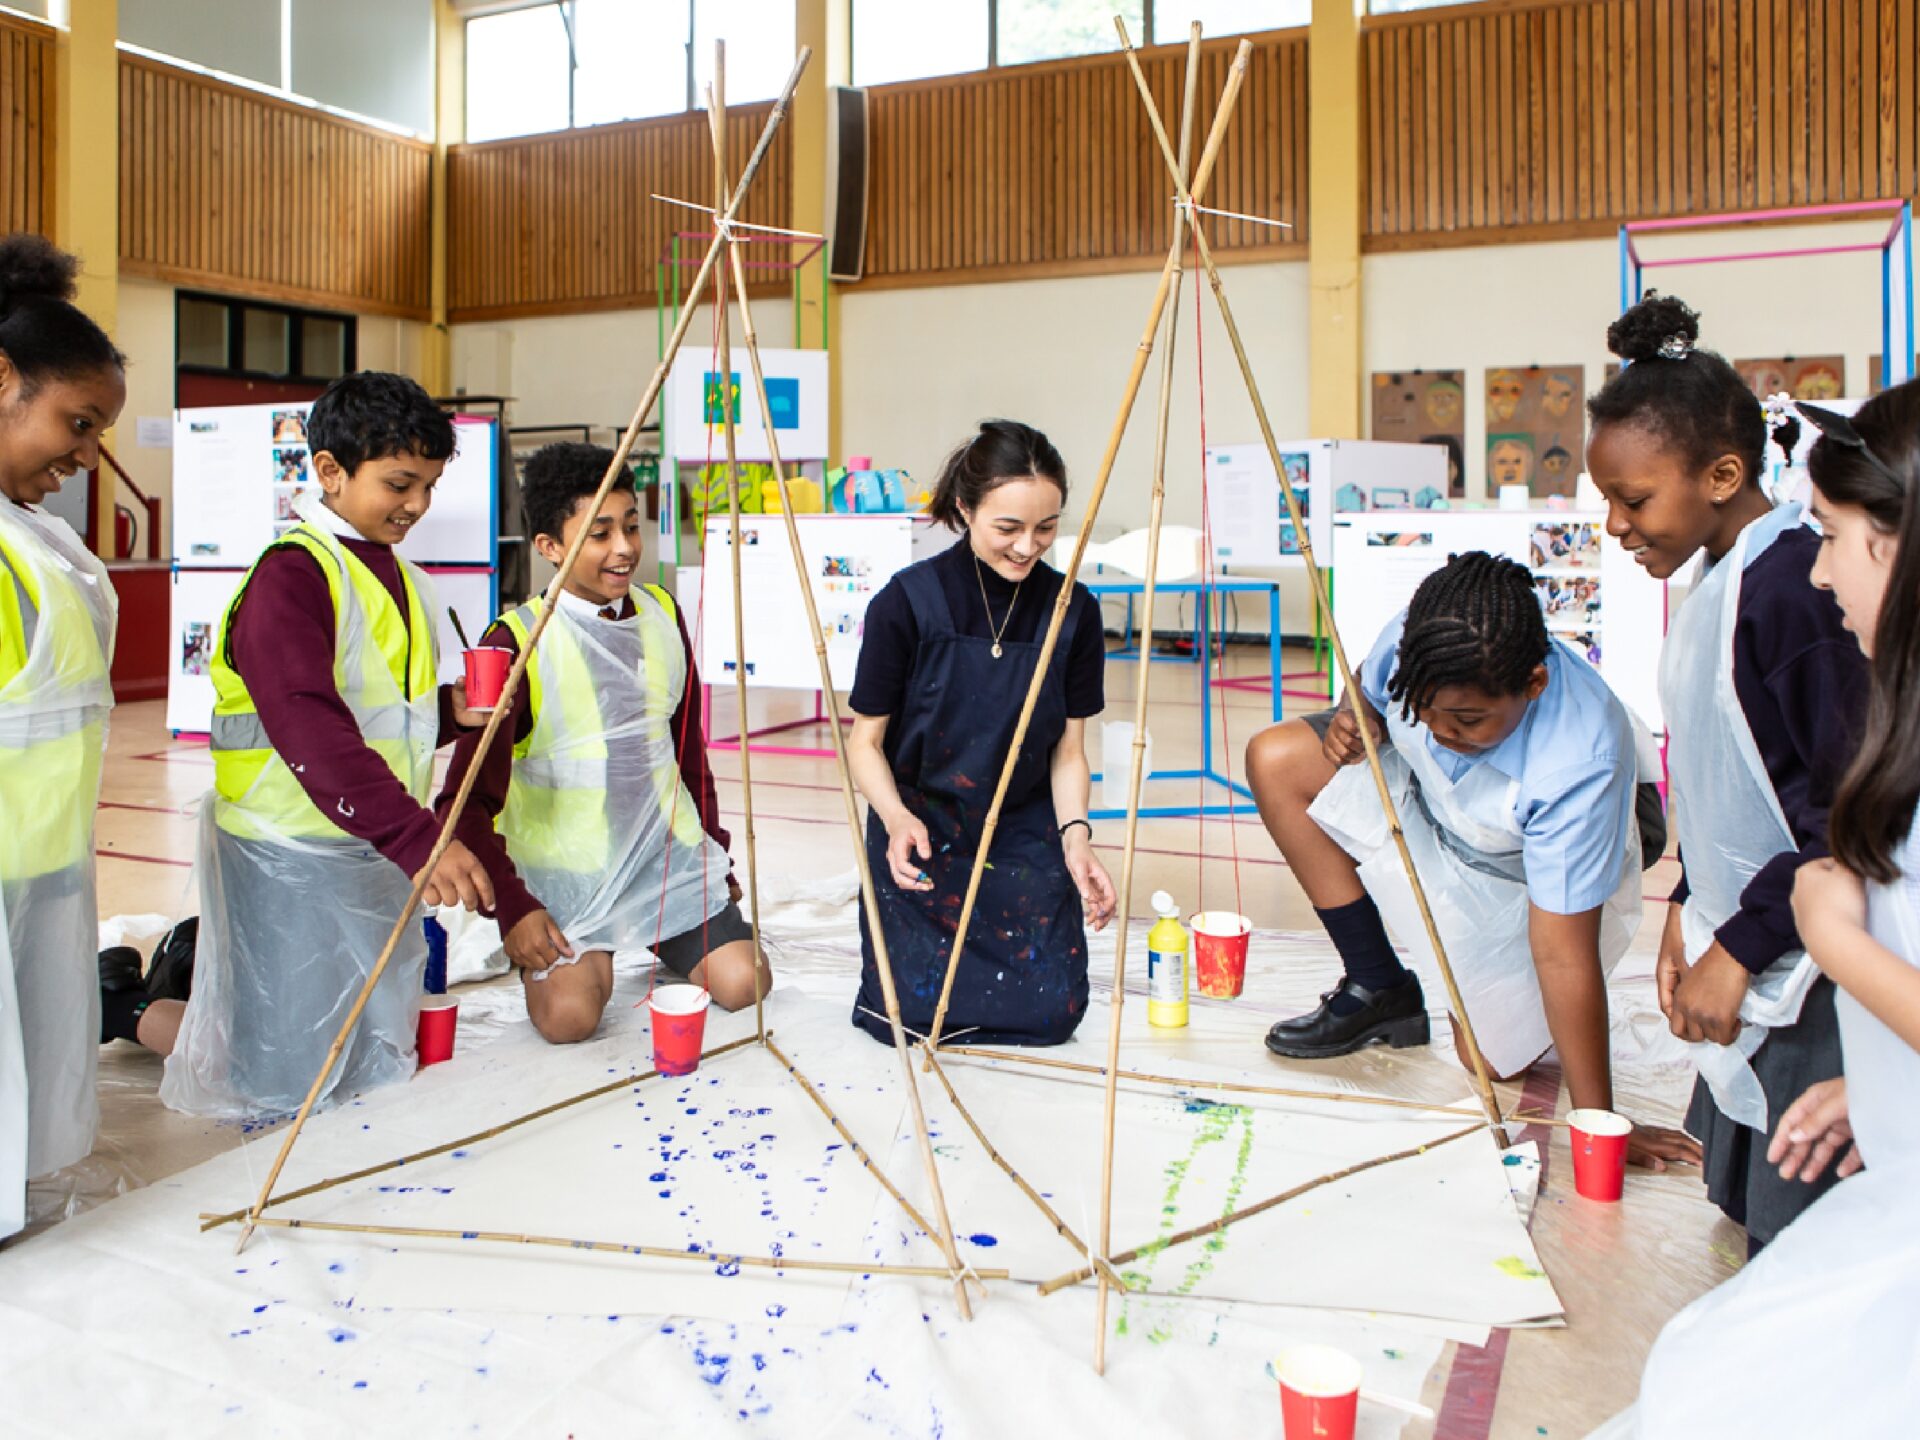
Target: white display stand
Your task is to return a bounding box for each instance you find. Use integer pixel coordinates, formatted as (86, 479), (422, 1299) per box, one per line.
(1207, 439), (1445, 568)
(697, 514), (922, 692)
(166, 404), (500, 735)
(664, 348), (830, 464)
(1330, 507), (1667, 732)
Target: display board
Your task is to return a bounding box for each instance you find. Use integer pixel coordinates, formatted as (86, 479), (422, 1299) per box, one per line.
(1368, 370), (1466, 496)
(697, 514), (920, 692)
(665, 348), (830, 465)
(173, 407), (498, 566)
(1484, 365), (1585, 499)
(1206, 440), (1445, 568)
(1330, 508), (1667, 733)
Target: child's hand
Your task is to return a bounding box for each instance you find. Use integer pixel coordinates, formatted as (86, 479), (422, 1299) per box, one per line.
(504, 909), (575, 972)
(419, 839), (496, 912)
(884, 811), (934, 891)
(1321, 704), (1384, 768)
(1792, 858), (1869, 961)
(449, 679), (488, 729)
(1655, 902), (1687, 1019)
(1768, 1077), (1861, 1183)
(1667, 941), (1750, 1045)
(1626, 1121), (1703, 1171)
(726, 871), (744, 905)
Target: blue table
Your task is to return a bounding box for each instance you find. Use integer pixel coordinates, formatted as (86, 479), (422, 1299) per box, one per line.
(1084, 577), (1282, 819)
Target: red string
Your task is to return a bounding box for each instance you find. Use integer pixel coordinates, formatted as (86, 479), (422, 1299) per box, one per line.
(1189, 226), (1243, 921)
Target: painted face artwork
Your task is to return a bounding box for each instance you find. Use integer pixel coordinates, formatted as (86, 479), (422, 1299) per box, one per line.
(1488, 436), (1534, 489)
(1541, 446), (1572, 480)
(1423, 381), (1463, 428)
(1795, 364), (1843, 401)
(1486, 371), (1525, 424)
(1541, 373), (1576, 418)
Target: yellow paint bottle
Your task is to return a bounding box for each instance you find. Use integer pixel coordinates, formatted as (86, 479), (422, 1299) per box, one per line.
(1146, 890), (1189, 1029)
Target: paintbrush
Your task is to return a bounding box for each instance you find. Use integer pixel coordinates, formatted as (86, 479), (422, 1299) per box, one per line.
(448, 607), (474, 652)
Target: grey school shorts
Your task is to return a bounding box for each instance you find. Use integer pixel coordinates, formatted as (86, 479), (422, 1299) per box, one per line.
(654, 899), (755, 976)
(1293, 706), (1668, 870)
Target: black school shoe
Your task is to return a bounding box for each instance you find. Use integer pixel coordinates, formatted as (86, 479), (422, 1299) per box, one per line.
(144, 916), (198, 1003)
(99, 946), (145, 1044)
(1263, 973), (1431, 1059)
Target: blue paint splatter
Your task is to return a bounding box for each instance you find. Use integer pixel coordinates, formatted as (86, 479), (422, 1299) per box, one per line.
(1503, 1154), (1524, 1167)
(966, 1233), (999, 1248)
(328, 1261), (346, 1274)
(328, 1328), (357, 1344)
(352, 1381), (368, 1390)
(765, 1304), (786, 1319)
(252, 1304), (268, 1314)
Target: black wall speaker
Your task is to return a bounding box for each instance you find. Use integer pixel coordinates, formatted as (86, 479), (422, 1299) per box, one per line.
(826, 85), (870, 282)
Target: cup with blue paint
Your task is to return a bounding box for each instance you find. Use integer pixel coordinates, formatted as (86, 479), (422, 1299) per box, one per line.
(650, 985), (711, 1076)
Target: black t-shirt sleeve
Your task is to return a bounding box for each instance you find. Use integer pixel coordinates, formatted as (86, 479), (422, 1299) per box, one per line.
(1065, 585), (1106, 719)
(848, 577), (918, 717)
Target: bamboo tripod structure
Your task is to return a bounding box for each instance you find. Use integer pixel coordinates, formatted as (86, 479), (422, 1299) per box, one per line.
(217, 48), (978, 1313)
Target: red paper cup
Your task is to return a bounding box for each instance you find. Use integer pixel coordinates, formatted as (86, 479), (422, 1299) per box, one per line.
(650, 986), (712, 1077)
(1190, 911), (1252, 999)
(462, 646), (512, 710)
(417, 996), (458, 1067)
(1277, 1345), (1361, 1440)
(1569, 1107), (1631, 1202)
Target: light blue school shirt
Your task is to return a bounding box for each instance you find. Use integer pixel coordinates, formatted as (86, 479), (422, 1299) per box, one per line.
(1357, 610), (1637, 915)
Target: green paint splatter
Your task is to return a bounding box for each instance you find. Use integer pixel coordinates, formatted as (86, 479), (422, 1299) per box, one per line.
(1494, 1255), (1546, 1280)
(1709, 1240), (1744, 1271)
(1382, 1348), (1404, 1360)
(1116, 1100), (1255, 1343)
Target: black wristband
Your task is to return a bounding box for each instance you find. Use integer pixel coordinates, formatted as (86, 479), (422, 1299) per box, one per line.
(1059, 818), (1092, 842)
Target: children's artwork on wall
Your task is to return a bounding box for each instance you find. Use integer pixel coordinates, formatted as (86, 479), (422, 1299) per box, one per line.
(1869, 354), (1920, 393)
(1369, 370), (1466, 497)
(1735, 356), (1847, 401)
(1484, 365), (1585, 499)
(1276, 451), (1311, 556)
(179, 621), (213, 677)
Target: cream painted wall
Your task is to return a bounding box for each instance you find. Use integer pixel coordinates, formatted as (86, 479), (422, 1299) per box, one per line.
(113, 276), (432, 556)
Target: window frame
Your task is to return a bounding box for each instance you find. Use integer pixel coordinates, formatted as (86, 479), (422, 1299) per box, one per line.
(173, 289), (359, 397)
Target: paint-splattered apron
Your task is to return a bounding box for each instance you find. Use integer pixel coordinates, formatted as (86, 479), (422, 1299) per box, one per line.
(854, 560), (1089, 1046)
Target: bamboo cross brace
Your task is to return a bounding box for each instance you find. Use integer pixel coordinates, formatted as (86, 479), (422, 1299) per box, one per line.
(205, 1214), (1011, 1282)
(227, 49), (814, 1254)
(1113, 25), (1509, 1149)
(707, 105), (975, 1322)
(710, 52), (768, 1046)
(198, 1034), (761, 1232)
(920, 1050), (1126, 1289)
(1035, 1122), (1488, 1296)
(921, 37), (1255, 1057)
(1092, 17), (1205, 1377)
(936, 1044), (1498, 1123)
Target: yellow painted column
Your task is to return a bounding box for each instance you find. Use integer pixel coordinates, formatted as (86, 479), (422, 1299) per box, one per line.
(423, 0), (464, 397)
(792, 0), (848, 459)
(52, 0), (121, 554)
(1307, 0), (1362, 439)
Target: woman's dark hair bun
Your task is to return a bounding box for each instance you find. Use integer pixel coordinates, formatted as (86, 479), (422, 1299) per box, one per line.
(1607, 291), (1701, 364)
(0, 234), (81, 316)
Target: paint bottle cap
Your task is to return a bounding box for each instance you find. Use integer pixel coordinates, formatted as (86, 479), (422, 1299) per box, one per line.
(1151, 890), (1177, 918)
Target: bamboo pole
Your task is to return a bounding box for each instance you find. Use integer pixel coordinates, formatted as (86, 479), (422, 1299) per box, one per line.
(229, 50), (814, 1254)
(938, 1044), (1497, 1122)
(1035, 1122), (1487, 1296)
(710, 50), (768, 1046)
(1112, 28), (1509, 1149)
(922, 38), (1256, 1055)
(921, 1050), (1125, 1288)
(199, 1034), (761, 1231)
(1091, 18), (1204, 1377)
(711, 117), (976, 1322)
(207, 1214), (1010, 1282)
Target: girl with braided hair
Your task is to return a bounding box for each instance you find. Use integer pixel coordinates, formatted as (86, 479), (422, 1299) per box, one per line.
(1586, 292), (1866, 1253)
(1247, 550), (1699, 1170)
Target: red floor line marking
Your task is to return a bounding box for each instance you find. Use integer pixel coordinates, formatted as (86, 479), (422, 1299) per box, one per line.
(131, 748), (214, 766)
(98, 800), (193, 816)
(95, 849), (193, 869)
(1432, 1059), (1563, 1440)
(732, 809), (1289, 869)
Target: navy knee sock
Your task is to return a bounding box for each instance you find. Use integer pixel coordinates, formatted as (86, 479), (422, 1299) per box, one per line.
(100, 987), (149, 1045)
(1314, 895), (1410, 1013)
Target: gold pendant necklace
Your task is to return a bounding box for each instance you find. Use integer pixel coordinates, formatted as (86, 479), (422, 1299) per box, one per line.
(974, 553), (1022, 659)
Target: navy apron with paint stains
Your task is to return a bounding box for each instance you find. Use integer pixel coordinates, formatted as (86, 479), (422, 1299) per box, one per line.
(853, 560), (1089, 1046)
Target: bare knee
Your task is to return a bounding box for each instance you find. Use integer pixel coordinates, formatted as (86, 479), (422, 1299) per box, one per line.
(1245, 719), (1330, 802)
(532, 992), (605, 1044)
(695, 942), (771, 1013)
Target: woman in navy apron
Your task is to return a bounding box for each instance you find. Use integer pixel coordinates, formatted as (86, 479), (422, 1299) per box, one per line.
(846, 421), (1115, 1046)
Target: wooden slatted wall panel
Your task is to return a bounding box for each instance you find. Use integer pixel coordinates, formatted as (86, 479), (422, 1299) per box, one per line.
(1363, 0), (1920, 250)
(860, 32), (1308, 286)
(118, 53), (432, 317)
(446, 105), (792, 321)
(0, 12), (55, 239)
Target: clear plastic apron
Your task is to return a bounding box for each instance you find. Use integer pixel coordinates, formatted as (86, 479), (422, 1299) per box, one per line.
(0, 503), (115, 1237)
(1310, 640), (1643, 1078)
(161, 502), (441, 1119)
(506, 596), (731, 968)
(1659, 503), (1819, 1129)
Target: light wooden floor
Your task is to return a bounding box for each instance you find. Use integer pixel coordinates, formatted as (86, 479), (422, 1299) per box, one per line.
(70, 638), (1733, 1439)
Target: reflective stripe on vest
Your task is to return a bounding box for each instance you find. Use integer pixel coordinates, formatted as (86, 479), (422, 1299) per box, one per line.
(496, 586), (701, 872)
(208, 524), (438, 841)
